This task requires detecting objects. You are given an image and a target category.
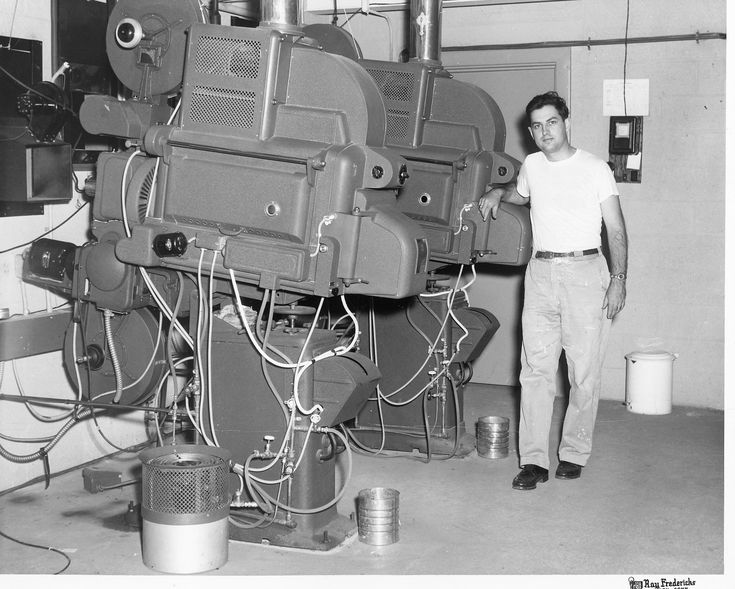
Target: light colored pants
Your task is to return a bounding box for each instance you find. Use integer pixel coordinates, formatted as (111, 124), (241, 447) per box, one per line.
(518, 253), (611, 470)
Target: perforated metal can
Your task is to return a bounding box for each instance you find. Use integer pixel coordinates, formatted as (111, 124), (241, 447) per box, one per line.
(139, 445), (231, 574)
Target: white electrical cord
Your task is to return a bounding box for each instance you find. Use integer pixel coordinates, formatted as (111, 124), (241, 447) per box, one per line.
(224, 280), (361, 509)
(145, 97), (181, 219)
(244, 420), (316, 486)
(461, 263), (477, 306)
(309, 214), (336, 258)
(228, 271), (307, 370)
(242, 426), (353, 515)
(119, 149), (194, 350)
(192, 249), (216, 447)
(453, 203), (475, 235)
(365, 300), (387, 453)
(225, 270), (362, 513)
(121, 150), (144, 239)
(377, 265), (470, 405)
(228, 271), (359, 371)
(184, 394), (207, 441)
(291, 297), (327, 417)
(195, 248), (208, 436)
(347, 6), (394, 60)
(147, 355), (195, 445)
(207, 250), (220, 447)
(243, 411), (297, 474)
(140, 268), (194, 348)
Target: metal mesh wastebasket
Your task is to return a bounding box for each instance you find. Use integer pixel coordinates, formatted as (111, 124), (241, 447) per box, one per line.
(139, 445), (231, 574)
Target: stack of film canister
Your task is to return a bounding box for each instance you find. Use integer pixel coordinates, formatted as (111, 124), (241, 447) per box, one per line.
(476, 416), (510, 459)
(357, 487), (400, 546)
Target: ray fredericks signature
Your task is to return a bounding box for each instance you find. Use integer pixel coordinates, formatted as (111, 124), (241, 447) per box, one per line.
(629, 578), (697, 589)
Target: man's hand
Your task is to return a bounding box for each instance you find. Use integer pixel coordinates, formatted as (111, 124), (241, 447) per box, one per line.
(602, 279), (626, 320)
(478, 187), (504, 221)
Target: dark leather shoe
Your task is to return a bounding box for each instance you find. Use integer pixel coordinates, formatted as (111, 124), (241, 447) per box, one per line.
(555, 460), (582, 480)
(512, 465), (549, 490)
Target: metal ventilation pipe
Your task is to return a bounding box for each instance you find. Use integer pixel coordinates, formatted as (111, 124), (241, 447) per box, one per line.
(409, 0), (443, 65)
(260, 0), (300, 32)
(217, 0), (260, 24)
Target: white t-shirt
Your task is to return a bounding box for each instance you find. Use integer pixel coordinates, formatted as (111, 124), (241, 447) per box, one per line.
(516, 149), (619, 252)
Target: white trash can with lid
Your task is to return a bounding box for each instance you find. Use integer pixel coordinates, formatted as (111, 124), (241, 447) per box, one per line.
(625, 350), (678, 415)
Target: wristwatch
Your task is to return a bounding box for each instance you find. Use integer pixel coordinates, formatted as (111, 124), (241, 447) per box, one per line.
(610, 272), (627, 281)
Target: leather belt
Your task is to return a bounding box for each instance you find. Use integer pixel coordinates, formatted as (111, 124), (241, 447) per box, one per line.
(535, 248), (599, 259)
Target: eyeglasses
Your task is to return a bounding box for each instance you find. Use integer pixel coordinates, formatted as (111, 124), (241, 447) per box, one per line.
(530, 118), (561, 133)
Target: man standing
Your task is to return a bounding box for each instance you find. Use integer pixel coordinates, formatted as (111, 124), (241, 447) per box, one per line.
(479, 91), (628, 490)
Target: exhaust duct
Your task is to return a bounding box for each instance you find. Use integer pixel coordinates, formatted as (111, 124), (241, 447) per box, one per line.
(260, 0), (300, 32)
(409, 0), (442, 65)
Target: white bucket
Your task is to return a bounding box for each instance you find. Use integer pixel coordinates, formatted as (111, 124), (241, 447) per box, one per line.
(624, 350), (678, 415)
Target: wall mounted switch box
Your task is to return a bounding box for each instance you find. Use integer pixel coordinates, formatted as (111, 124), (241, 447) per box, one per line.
(609, 116), (641, 155)
(609, 116), (643, 183)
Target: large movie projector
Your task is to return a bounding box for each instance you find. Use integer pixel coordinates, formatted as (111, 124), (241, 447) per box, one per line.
(307, 0), (531, 456)
(22, 0), (529, 551)
(24, 0), (433, 551)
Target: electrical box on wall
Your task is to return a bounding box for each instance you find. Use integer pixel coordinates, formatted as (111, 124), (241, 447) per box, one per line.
(609, 116), (640, 154)
(603, 79), (648, 185)
(608, 116), (643, 183)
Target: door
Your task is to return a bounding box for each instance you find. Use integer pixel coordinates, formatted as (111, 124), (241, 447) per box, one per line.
(441, 47), (571, 385)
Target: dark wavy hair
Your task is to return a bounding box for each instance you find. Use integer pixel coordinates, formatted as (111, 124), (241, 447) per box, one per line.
(525, 91), (570, 122)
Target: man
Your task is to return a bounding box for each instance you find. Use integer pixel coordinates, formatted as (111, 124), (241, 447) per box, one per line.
(479, 91), (628, 490)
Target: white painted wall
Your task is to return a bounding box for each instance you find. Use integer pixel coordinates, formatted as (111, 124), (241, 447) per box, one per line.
(307, 0), (727, 410)
(0, 0), (147, 493)
(0, 0), (725, 493)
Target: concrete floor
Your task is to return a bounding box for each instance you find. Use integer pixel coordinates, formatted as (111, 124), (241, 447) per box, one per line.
(0, 384), (726, 582)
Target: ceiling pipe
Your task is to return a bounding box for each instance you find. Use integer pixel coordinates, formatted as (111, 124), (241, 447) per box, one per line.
(409, 0), (443, 66)
(260, 0), (301, 33)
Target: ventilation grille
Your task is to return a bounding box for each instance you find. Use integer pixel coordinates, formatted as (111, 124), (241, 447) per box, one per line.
(138, 165), (155, 221)
(195, 36), (261, 78)
(365, 68), (415, 103)
(190, 85), (255, 128)
(387, 109), (411, 139)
